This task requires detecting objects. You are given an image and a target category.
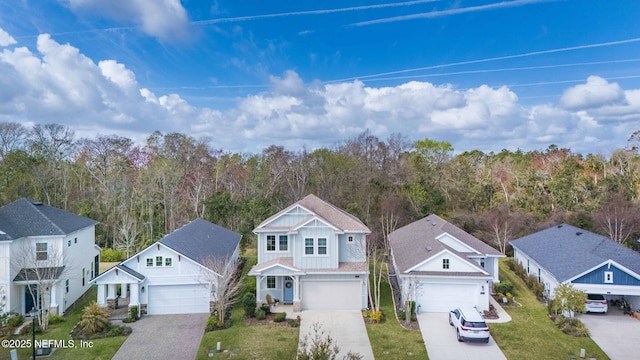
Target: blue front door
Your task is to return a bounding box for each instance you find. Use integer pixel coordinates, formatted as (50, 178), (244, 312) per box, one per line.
(283, 278), (294, 304)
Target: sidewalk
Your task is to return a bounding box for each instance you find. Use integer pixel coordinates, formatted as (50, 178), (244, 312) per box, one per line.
(485, 296), (512, 323)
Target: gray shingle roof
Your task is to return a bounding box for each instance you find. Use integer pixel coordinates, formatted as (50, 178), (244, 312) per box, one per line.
(0, 198), (98, 241)
(389, 214), (503, 274)
(159, 218), (241, 265)
(14, 266), (66, 281)
(256, 194), (370, 233)
(510, 224), (640, 282)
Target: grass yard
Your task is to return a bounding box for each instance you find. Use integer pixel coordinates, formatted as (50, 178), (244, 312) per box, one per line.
(3, 287), (127, 360)
(490, 260), (609, 360)
(365, 264), (429, 360)
(196, 252), (299, 360)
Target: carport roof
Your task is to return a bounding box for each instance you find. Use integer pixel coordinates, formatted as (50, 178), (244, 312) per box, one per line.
(510, 224), (640, 282)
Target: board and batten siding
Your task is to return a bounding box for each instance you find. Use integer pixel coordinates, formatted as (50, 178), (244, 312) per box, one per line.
(294, 225), (339, 269)
(338, 233), (366, 262)
(572, 264), (640, 286)
(258, 232), (293, 263)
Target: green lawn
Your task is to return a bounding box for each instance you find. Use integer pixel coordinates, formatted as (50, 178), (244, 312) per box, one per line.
(196, 252), (299, 360)
(3, 287), (127, 360)
(365, 265), (429, 360)
(490, 260), (609, 360)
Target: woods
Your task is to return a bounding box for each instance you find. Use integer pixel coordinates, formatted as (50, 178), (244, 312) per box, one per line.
(2, 121), (640, 256)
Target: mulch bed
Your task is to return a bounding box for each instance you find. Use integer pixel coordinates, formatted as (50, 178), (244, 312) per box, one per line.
(244, 313), (299, 327)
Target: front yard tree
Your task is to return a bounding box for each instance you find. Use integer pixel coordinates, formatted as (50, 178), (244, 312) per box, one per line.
(200, 256), (242, 324)
(12, 242), (70, 332)
(552, 283), (587, 324)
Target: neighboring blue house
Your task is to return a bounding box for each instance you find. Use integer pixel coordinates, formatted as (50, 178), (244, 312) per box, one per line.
(511, 224), (640, 309)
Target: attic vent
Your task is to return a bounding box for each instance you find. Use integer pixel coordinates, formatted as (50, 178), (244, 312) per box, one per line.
(31, 201), (43, 205)
(432, 223), (437, 226)
(557, 225), (563, 228)
(576, 232), (583, 236)
(426, 246), (433, 252)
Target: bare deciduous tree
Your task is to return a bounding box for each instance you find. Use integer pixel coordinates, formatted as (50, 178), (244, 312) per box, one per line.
(594, 192), (640, 244)
(199, 255), (242, 324)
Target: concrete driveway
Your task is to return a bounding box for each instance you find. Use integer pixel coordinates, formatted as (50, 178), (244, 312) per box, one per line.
(112, 313), (208, 360)
(298, 310), (374, 360)
(579, 307), (640, 360)
(417, 313), (507, 360)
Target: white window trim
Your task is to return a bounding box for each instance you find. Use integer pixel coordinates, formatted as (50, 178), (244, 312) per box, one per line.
(35, 242), (48, 261)
(604, 271), (613, 283)
(145, 258), (154, 267)
(266, 234), (289, 252)
(347, 235), (354, 243)
(266, 276), (277, 289)
(164, 257), (174, 267)
(155, 256), (163, 267)
(442, 258), (450, 269)
(303, 237), (329, 257)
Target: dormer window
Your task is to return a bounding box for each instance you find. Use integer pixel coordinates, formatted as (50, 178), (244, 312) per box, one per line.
(442, 258), (450, 269)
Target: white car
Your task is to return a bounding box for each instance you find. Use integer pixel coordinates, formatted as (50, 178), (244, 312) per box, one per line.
(585, 294), (608, 313)
(449, 307), (490, 343)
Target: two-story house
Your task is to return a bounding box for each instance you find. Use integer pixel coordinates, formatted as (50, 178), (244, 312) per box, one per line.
(248, 194), (371, 312)
(0, 198), (100, 316)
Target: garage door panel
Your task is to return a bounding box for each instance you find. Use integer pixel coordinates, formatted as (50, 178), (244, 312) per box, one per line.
(302, 281), (361, 311)
(148, 284), (210, 315)
(417, 282), (478, 313)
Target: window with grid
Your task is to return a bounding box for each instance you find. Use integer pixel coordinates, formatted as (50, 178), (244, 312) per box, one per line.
(442, 258), (450, 269)
(165, 257), (172, 267)
(318, 238), (327, 255)
(267, 235), (276, 251)
(146, 258), (153, 267)
(267, 276), (276, 289)
(36, 243), (48, 260)
(305, 238), (314, 255)
(156, 256), (163, 266)
(279, 235), (288, 251)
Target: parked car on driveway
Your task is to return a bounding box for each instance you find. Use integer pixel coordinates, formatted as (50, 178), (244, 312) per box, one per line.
(449, 307), (490, 343)
(585, 294), (608, 313)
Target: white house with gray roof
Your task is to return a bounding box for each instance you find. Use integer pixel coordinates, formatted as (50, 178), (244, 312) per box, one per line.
(0, 198), (100, 316)
(511, 224), (640, 309)
(248, 194), (370, 312)
(389, 214), (505, 313)
(93, 218), (241, 315)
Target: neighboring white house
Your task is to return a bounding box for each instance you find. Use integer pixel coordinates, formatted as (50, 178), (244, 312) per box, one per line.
(248, 194), (371, 312)
(92, 218), (241, 316)
(389, 214), (504, 313)
(0, 198), (100, 316)
(511, 224), (640, 309)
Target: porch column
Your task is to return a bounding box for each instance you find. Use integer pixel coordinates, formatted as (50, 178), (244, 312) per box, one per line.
(129, 284), (139, 306)
(256, 276), (262, 305)
(120, 283), (127, 298)
(49, 283), (57, 307)
(107, 284), (116, 299)
(97, 284), (106, 306)
(294, 275), (300, 301)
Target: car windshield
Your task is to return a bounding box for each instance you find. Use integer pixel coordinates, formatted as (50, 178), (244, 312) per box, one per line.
(462, 320), (487, 328)
(587, 294), (605, 301)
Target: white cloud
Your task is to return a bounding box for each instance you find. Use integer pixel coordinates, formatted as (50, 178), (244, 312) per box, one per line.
(0, 28), (17, 47)
(560, 75), (626, 110)
(67, 0), (190, 41)
(1, 27), (640, 154)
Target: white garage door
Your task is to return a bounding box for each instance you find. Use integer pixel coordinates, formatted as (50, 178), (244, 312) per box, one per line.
(416, 282), (478, 313)
(301, 281), (362, 311)
(147, 284), (210, 315)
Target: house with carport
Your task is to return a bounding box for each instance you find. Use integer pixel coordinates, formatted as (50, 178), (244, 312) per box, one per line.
(93, 218), (241, 316)
(511, 224), (640, 309)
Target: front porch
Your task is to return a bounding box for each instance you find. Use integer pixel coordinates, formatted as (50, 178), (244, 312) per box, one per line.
(92, 264), (145, 318)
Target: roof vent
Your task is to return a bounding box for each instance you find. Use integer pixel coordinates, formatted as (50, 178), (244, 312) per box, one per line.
(426, 246), (433, 252)
(557, 225), (563, 228)
(576, 232), (583, 236)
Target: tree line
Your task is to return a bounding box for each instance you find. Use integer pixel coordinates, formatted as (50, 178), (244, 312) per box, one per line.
(2, 121), (639, 256)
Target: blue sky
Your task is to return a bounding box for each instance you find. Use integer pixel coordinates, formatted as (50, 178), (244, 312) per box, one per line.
(1, 0), (639, 155)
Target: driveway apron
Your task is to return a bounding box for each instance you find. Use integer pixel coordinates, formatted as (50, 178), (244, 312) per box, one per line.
(112, 313), (208, 360)
(579, 307), (640, 360)
(298, 310), (374, 360)
(418, 313), (507, 360)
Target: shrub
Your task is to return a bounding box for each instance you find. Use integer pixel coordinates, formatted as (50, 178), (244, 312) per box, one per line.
(7, 313), (24, 328)
(79, 302), (111, 334)
(274, 312), (287, 323)
(129, 306), (139, 321)
(256, 309), (266, 320)
(494, 281), (514, 296)
(288, 319), (300, 327)
(206, 315), (224, 331)
(370, 310), (383, 323)
(100, 248), (126, 262)
(242, 293), (257, 318)
(259, 304), (271, 314)
(48, 314), (66, 325)
(397, 309), (406, 321)
(109, 326), (123, 336)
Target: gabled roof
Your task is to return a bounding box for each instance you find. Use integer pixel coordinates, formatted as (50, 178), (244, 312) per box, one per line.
(389, 214), (503, 274)
(93, 263), (145, 283)
(159, 218), (241, 265)
(0, 198), (98, 241)
(510, 224), (640, 282)
(255, 194), (370, 233)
